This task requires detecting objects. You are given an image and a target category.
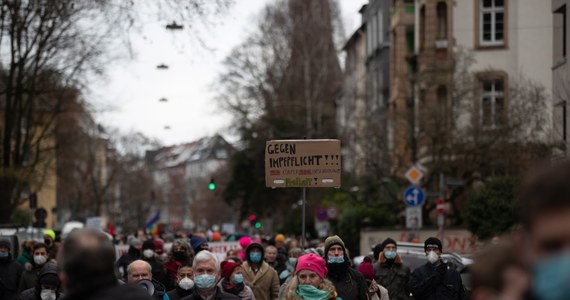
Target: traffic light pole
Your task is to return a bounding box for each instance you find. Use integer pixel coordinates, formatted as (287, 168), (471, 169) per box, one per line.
(301, 187), (306, 251)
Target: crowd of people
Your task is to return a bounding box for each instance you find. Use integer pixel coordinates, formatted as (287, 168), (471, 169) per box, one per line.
(1, 159), (569, 300)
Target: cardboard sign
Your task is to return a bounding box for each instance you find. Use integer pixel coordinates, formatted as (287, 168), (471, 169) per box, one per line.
(265, 139), (341, 188)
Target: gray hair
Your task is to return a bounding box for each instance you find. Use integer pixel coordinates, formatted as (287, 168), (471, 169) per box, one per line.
(127, 260), (152, 276)
(192, 250), (220, 272)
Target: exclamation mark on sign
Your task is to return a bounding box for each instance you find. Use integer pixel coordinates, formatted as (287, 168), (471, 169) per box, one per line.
(335, 155), (340, 165)
(324, 155), (329, 165)
(314, 178), (318, 185)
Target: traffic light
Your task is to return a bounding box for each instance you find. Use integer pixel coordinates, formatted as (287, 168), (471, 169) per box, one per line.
(255, 221), (262, 229)
(249, 214), (256, 226)
(208, 178), (216, 191)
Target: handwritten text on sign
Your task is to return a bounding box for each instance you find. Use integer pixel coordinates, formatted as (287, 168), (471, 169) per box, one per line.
(265, 140), (341, 188)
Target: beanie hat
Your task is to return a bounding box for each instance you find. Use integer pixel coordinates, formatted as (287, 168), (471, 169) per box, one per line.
(424, 237), (443, 252)
(129, 238), (142, 248)
(43, 229), (56, 240)
(221, 260), (241, 281)
(296, 253), (328, 279)
(0, 239), (11, 250)
(211, 232), (222, 242)
(142, 240), (155, 251)
(190, 236), (207, 253)
(39, 273), (60, 287)
(380, 238), (397, 251)
(358, 256), (374, 279)
(275, 234), (285, 243)
(324, 235), (345, 255)
(153, 239), (164, 251)
(239, 236), (252, 249)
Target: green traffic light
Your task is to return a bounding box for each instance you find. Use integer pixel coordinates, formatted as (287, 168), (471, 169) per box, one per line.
(208, 182), (216, 191)
(255, 221), (261, 229)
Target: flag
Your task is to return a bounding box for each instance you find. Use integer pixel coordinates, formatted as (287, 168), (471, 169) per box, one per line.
(145, 210), (161, 237)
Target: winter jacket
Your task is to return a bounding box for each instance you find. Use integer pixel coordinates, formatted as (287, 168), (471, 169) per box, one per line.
(373, 253), (412, 300)
(63, 281), (153, 300)
(18, 262), (44, 293)
(409, 262), (466, 300)
(16, 251), (32, 267)
(167, 285), (194, 300)
(144, 257), (173, 290)
(181, 286), (240, 300)
(242, 243), (280, 300)
(219, 279), (256, 300)
(326, 262), (368, 300)
(116, 246), (141, 280)
(18, 263), (63, 300)
(0, 255), (23, 300)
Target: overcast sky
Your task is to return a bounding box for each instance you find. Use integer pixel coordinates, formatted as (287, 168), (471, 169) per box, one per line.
(89, 0), (367, 146)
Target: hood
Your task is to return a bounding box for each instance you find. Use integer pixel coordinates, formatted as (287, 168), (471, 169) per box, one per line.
(245, 243), (264, 264)
(40, 262), (59, 277)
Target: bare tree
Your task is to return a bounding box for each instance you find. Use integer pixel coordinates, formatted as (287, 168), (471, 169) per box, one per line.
(0, 0), (232, 223)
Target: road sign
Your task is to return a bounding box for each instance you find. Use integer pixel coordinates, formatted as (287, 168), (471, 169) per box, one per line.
(406, 207), (423, 229)
(403, 186), (425, 207)
(436, 198), (445, 215)
(405, 166), (424, 184)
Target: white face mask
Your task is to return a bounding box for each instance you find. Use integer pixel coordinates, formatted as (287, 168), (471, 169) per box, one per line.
(143, 249), (155, 258)
(179, 277), (195, 290)
(427, 251), (439, 264)
(34, 255), (47, 266)
(40, 289), (56, 300)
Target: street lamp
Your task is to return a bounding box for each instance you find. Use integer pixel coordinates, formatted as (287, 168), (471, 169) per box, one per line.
(166, 22), (183, 30)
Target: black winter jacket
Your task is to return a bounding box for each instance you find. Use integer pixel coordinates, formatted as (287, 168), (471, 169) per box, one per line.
(0, 256), (23, 300)
(181, 286), (239, 300)
(326, 262), (368, 300)
(167, 285), (194, 300)
(409, 262), (466, 300)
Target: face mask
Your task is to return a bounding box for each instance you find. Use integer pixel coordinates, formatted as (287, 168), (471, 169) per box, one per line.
(384, 251), (397, 260)
(427, 251), (439, 264)
(232, 274), (244, 284)
(288, 257), (298, 266)
(249, 252), (262, 263)
(533, 252), (570, 300)
(40, 289), (56, 300)
(34, 255), (47, 265)
(173, 251), (186, 261)
(327, 256), (344, 264)
(179, 277), (195, 290)
(194, 274), (216, 290)
(143, 249), (154, 258)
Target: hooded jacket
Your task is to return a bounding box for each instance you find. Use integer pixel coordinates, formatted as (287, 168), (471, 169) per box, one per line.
(241, 243), (279, 300)
(19, 263), (63, 300)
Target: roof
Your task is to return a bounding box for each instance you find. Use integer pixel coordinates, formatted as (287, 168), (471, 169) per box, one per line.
(146, 135), (232, 169)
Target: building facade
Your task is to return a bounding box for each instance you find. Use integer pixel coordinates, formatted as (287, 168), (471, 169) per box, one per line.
(553, 0), (570, 157)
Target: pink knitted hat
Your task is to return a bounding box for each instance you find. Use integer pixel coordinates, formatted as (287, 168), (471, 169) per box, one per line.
(295, 253), (328, 279)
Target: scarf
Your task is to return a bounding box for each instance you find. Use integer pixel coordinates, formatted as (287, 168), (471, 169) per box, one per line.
(221, 278), (245, 295)
(296, 284), (332, 300)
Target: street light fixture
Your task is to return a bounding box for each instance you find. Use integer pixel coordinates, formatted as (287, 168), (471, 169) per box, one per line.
(166, 21), (183, 30)
(156, 64), (169, 69)
(159, 97), (168, 102)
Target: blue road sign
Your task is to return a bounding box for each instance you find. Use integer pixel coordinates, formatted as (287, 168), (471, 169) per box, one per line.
(403, 186), (425, 207)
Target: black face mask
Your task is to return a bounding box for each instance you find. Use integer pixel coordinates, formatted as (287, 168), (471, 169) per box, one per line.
(173, 251), (186, 261)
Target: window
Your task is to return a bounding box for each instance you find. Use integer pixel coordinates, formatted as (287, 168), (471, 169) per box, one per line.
(479, 0), (505, 46)
(436, 2), (448, 40)
(554, 5), (567, 65)
(420, 5), (426, 50)
(377, 9), (384, 45)
(480, 79), (505, 127)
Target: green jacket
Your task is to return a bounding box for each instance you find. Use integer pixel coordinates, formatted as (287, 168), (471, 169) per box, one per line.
(373, 255), (412, 300)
